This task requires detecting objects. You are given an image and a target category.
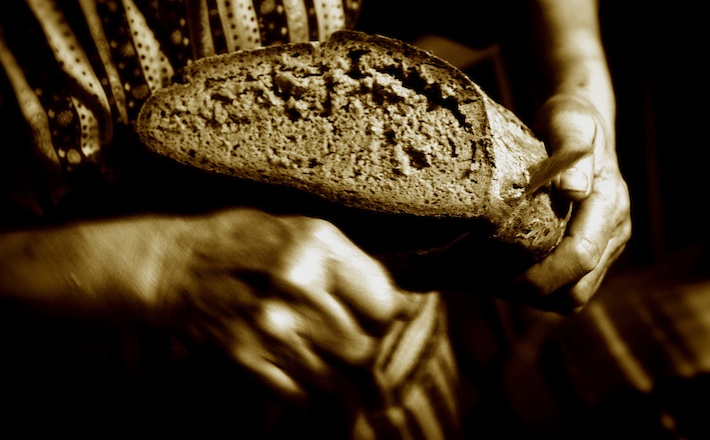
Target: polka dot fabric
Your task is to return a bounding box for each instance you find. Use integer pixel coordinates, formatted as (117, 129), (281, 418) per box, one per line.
(0, 0), (360, 209)
(123, 0), (174, 94)
(1, 5), (464, 439)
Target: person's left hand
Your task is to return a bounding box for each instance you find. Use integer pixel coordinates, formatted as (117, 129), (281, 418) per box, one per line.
(151, 209), (424, 399)
(506, 93), (632, 313)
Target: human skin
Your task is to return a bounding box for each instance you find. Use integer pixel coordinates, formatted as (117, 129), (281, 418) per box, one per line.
(0, 0), (631, 405)
(0, 208), (423, 398)
(506, 0), (632, 312)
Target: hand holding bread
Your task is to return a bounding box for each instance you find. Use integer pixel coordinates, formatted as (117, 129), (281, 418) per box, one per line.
(137, 30), (570, 294)
(506, 94), (631, 312)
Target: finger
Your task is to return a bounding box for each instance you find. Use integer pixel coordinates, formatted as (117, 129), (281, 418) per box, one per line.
(270, 279), (379, 366)
(331, 239), (424, 324)
(557, 220), (630, 312)
(556, 164), (593, 202)
(180, 310), (227, 346)
(271, 254), (382, 365)
(228, 318), (307, 400)
(240, 350), (306, 400)
(536, 95), (598, 201)
(189, 312), (308, 398)
(256, 300), (336, 382)
(285, 219), (421, 327)
(299, 300), (378, 365)
(514, 233), (602, 297)
(510, 166), (631, 314)
(529, 229), (627, 314)
(548, 176), (631, 301)
(509, 192), (611, 301)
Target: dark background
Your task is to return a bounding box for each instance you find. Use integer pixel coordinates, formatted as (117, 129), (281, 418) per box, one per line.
(2, 2), (708, 438)
(356, 3), (710, 437)
(360, 0), (710, 439)
(600, 0), (709, 265)
(357, 0), (710, 270)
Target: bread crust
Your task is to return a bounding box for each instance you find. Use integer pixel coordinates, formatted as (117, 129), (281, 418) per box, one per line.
(137, 30), (569, 281)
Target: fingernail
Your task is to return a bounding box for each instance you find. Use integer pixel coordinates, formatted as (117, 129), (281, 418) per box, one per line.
(560, 167), (588, 192)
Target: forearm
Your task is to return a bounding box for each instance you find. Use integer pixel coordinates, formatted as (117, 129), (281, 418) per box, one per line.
(529, 0), (615, 126)
(0, 216), (177, 322)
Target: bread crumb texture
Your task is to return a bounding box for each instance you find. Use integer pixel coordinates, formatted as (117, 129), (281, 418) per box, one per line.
(137, 31), (566, 254)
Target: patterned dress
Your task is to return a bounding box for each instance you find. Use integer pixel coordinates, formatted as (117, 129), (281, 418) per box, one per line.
(5, 2), (708, 440)
(0, 2), (462, 439)
(0, 0), (361, 218)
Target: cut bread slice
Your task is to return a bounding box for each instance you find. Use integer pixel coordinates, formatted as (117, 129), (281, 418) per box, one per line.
(136, 30), (569, 289)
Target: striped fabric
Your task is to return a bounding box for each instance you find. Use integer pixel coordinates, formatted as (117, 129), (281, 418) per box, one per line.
(554, 267), (710, 422)
(0, 3), (464, 439)
(353, 292), (462, 440)
(0, 0), (361, 213)
(9, 3), (710, 439)
(483, 246), (710, 439)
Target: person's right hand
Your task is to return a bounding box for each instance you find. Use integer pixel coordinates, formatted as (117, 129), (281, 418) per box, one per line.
(152, 208), (421, 399)
(504, 94), (631, 314)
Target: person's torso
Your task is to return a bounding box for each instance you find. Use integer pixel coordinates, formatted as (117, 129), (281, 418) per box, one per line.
(0, 0), (361, 221)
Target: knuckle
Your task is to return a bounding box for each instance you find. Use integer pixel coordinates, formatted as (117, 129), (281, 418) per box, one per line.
(620, 218), (633, 243)
(566, 291), (591, 312)
(572, 236), (603, 273)
(617, 187), (632, 215)
(256, 301), (297, 337)
(280, 217), (343, 259)
(340, 335), (377, 366)
(367, 294), (402, 323)
(291, 216), (339, 239)
(268, 217), (337, 282)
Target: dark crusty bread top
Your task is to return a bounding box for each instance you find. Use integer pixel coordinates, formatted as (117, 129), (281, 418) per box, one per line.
(137, 30), (568, 260)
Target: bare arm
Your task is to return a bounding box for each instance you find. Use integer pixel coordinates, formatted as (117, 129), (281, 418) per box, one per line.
(532, 0), (615, 121)
(507, 0), (631, 312)
(0, 217), (173, 321)
(0, 209), (421, 397)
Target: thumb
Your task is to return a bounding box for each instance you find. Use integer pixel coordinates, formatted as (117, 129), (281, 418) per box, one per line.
(535, 95), (597, 202)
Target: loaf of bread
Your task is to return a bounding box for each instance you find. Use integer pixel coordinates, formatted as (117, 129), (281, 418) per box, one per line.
(137, 30), (569, 289)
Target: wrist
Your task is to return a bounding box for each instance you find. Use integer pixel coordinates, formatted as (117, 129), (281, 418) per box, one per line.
(0, 216), (193, 324)
(81, 215), (198, 325)
(0, 224), (107, 316)
(142, 215), (197, 328)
